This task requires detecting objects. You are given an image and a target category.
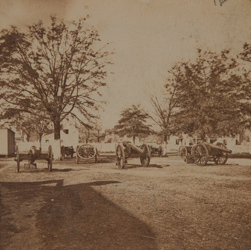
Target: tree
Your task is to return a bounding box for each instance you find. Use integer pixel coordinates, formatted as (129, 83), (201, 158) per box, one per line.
(32, 116), (53, 149)
(0, 110), (52, 146)
(0, 16), (112, 142)
(92, 125), (105, 142)
(17, 115), (34, 142)
(238, 42), (251, 128)
(114, 105), (151, 143)
(149, 70), (181, 142)
(169, 49), (244, 140)
(79, 126), (92, 143)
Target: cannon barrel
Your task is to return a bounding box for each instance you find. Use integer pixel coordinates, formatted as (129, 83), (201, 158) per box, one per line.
(220, 148), (232, 154)
(209, 143), (232, 154)
(123, 141), (145, 155)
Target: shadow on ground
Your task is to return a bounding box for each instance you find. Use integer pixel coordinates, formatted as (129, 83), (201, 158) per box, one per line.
(0, 179), (157, 250)
(57, 154), (117, 165)
(125, 163), (165, 169)
(15, 164), (85, 173)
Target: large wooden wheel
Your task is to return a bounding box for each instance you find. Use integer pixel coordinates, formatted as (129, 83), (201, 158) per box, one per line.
(192, 143), (209, 166)
(116, 144), (125, 169)
(140, 144), (151, 167)
(95, 148), (98, 163)
(179, 146), (188, 162)
(47, 145), (53, 172)
(213, 142), (229, 165)
(15, 145), (20, 173)
(76, 144), (97, 164)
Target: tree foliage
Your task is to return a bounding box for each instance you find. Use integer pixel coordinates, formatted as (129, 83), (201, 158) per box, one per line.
(168, 49), (244, 140)
(149, 85), (179, 142)
(238, 42), (251, 127)
(1, 110), (52, 143)
(114, 105), (151, 143)
(0, 16), (112, 140)
(78, 121), (105, 143)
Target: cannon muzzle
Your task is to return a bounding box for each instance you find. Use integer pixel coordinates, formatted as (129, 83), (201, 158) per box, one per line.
(123, 141), (145, 155)
(210, 143), (232, 154)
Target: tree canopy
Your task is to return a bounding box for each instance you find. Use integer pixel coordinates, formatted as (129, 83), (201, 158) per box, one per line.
(0, 16), (113, 140)
(114, 105), (151, 143)
(166, 49), (244, 140)
(238, 42), (251, 127)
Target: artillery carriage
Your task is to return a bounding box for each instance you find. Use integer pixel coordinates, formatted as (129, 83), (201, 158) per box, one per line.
(149, 144), (163, 157)
(15, 145), (53, 173)
(179, 142), (232, 166)
(61, 146), (75, 159)
(116, 141), (151, 169)
(75, 144), (98, 164)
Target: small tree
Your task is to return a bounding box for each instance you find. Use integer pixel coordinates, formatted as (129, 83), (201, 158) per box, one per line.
(114, 105), (151, 143)
(77, 124), (92, 143)
(0, 110), (52, 147)
(32, 117), (53, 150)
(149, 71), (181, 142)
(92, 126), (105, 142)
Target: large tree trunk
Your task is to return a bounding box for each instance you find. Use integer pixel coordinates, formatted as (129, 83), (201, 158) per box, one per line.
(39, 134), (42, 152)
(53, 115), (61, 160)
(54, 115), (61, 140)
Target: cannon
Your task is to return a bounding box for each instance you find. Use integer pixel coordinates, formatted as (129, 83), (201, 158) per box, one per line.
(75, 144), (98, 164)
(116, 141), (151, 169)
(179, 145), (193, 163)
(179, 142), (232, 166)
(15, 145), (53, 173)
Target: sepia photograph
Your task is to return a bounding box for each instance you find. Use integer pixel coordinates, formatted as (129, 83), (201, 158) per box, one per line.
(0, 0), (250, 249)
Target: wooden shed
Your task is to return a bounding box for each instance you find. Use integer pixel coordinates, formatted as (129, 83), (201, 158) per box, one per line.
(0, 128), (15, 157)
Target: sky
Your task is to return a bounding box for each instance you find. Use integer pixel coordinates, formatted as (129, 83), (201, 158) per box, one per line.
(0, 0), (250, 130)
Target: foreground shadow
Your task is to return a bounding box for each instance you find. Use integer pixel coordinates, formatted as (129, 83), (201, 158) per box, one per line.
(125, 163), (164, 169)
(0, 180), (157, 250)
(17, 167), (84, 173)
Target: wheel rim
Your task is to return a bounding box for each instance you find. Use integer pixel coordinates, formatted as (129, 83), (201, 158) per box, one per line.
(214, 143), (228, 165)
(48, 145), (53, 171)
(77, 144), (96, 160)
(16, 145), (20, 173)
(116, 145), (125, 169)
(95, 149), (98, 163)
(179, 146), (188, 162)
(192, 144), (208, 166)
(140, 144), (151, 167)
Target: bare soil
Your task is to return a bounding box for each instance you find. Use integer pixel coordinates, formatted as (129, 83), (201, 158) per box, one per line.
(0, 155), (250, 250)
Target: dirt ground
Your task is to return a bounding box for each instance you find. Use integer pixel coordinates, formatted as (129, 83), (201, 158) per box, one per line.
(0, 154), (250, 250)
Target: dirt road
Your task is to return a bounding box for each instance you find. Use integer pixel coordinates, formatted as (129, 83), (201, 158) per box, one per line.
(0, 155), (250, 250)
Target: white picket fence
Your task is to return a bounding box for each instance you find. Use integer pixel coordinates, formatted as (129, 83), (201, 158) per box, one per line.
(16, 141), (251, 155)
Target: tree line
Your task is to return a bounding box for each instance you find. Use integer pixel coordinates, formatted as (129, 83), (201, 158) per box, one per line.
(0, 16), (250, 145)
(114, 46), (251, 143)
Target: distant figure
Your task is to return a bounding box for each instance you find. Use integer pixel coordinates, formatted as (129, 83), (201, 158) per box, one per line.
(158, 145), (163, 157)
(28, 146), (37, 166)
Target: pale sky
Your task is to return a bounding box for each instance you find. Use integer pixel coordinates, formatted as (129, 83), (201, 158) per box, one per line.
(0, 0), (250, 129)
